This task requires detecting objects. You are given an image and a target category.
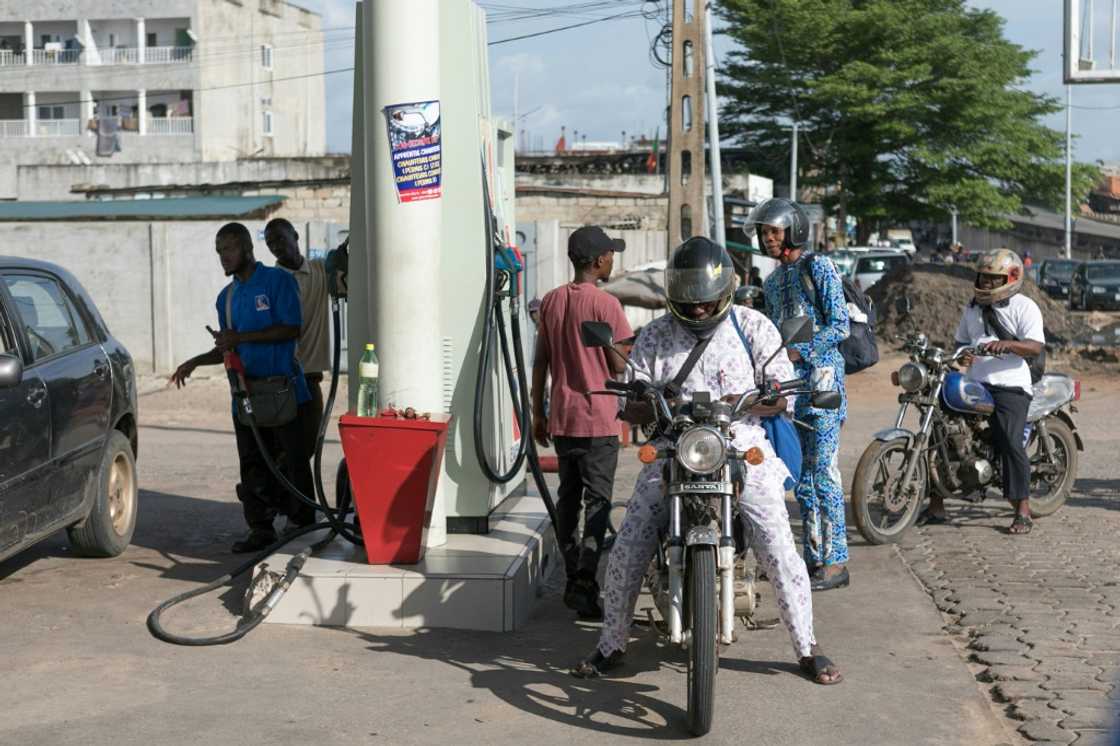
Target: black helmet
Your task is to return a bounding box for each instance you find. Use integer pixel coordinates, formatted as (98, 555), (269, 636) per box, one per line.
(746, 198), (809, 253)
(666, 236), (735, 337)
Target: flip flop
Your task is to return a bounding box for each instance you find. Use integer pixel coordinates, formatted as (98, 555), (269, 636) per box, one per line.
(1008, 514), (1033, 535)
(916, 509), (949, 527)
(799, 653), (844, 685)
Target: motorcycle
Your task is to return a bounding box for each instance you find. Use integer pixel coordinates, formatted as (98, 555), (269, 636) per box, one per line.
(852, 318), (1083, 545)
(580, 315), (841, 736)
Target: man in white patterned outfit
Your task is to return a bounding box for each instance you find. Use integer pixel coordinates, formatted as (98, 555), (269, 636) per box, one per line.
(572, 237), (842, 685)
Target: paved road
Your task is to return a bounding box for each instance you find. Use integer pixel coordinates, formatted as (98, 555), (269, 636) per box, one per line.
(1, 366), (1112, 744)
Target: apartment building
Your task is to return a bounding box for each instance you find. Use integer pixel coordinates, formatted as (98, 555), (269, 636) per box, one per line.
(0, 0), (326, 190)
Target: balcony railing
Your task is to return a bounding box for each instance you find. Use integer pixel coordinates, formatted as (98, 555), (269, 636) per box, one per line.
(146, 116), (193, 135)
(145, 46), (193, 64)
(0, 50), (26, 66)
(0, 119), (81, 137)
(31, 49), (81, 65)
(0, 120), (28, 137)
(102, 47), (138, 64)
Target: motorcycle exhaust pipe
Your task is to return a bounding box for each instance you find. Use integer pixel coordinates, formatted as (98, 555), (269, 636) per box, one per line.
(719, 492), (735, 644)
(669, 495), (683, 645)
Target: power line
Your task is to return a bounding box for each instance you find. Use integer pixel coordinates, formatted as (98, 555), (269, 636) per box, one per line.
(488, 9), (645, 45)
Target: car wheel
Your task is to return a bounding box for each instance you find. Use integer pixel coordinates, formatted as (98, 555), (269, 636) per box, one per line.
(68, 430), (138, 557)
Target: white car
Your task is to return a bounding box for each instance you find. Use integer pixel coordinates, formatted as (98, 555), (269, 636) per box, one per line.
(851, 251), (911, 291)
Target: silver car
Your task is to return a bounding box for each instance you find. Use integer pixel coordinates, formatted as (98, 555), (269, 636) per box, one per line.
(851, 251), (911, 291)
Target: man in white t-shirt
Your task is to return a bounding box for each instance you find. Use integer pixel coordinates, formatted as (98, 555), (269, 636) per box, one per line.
(920, 249), (1044, 535)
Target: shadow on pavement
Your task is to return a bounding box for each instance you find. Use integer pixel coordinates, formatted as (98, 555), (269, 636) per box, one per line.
(340, 612), (692, 739)
(1068, 478), (1120, 511)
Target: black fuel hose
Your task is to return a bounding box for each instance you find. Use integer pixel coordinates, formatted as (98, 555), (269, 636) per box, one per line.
(147, 299), (360, 645)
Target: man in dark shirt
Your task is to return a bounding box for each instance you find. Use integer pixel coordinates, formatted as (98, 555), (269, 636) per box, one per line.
(171, 222), (316, 553)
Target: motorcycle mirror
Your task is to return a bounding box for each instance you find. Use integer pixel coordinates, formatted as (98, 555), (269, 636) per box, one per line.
(0, 353), (23, 389)
(811, 390), (842, 410)
(580, 320), (614, 349)
(894, 296), (912, 316)
(780, 315), (813, 345)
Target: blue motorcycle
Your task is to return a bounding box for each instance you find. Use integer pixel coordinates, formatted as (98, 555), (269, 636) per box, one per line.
(852, 331), (1083, 544)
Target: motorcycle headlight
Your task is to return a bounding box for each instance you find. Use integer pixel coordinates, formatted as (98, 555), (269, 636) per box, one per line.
(897, 362), (928, 393)
(676, 426), (726, 475)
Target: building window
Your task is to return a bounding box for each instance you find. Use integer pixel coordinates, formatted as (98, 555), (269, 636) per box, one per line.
(38, 106), (65, 120)
(261, 44), (273, 70)
(147, 32), (157, 47)
(263, 110), (273, 137)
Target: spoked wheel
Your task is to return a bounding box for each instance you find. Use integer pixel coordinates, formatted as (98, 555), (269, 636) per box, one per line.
(1026, 417), (1077, 517)
(686, 546), (717, 736)
(852, 438), (927, 545)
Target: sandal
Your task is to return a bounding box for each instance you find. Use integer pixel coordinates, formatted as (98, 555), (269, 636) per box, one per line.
(571, 649), (625, 679)
(1008, 514), (1033, 535)
(799, 650), (844, 685)
(916, 509), (949, 527)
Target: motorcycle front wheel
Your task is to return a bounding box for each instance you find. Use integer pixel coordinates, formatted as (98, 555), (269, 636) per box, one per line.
(852, 438), (927, 545)
(686, 545), (717, 737)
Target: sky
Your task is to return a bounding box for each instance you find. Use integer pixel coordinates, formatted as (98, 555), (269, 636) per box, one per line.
(299, 0), (1120, 169)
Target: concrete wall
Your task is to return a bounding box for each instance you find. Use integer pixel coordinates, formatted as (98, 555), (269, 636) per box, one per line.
(0, 2), (195, 21)
(15, 155), (350, 200)
(517, 192), (668, 230)
(0, 217), (342, 375)
(516, 172), (771, 198)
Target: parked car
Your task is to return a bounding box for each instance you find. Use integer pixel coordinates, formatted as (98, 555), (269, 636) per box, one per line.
(851, 251), (911, 291)
(826, 249), (860, 278)
(0, 257), (138, 564)
(1037, 258), (1077, 300)
(1069, 260), (1120, 311)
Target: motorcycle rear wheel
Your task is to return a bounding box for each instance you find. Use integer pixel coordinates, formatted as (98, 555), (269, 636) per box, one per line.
(852, 438), (927, 545)
(1026, 417), (1077, 517)
(686, 546), (717, 737)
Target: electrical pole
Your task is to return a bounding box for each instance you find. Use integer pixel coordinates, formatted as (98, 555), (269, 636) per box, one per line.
(668, 0), (709, 251)
(702, 0), (725, 247)
(1065, 84), (1073, 259)
(790, 121), (799, 201)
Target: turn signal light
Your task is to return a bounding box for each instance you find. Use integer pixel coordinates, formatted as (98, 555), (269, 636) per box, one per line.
(638, 444), (659, 464)
(744, 447), (765, 465)
(890, 371), (900, 386)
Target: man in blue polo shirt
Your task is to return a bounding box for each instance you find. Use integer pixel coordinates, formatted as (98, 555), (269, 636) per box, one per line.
(171, 222), (316, 553)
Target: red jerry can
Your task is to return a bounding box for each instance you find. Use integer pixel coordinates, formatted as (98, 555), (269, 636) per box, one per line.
(338, 413), (452, 564)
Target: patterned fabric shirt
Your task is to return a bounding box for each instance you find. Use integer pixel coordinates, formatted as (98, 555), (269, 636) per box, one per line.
(628, 306), (796, 452)
(763, 254), (851, 421)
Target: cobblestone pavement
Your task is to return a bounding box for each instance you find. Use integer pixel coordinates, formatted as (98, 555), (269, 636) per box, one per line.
(897, 480), (1120, 746)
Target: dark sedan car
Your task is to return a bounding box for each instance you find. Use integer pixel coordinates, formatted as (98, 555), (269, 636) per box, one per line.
(1037, 258), (1077, 300)
(0, 257), (138, 563)
(1070, 260), (1120, 311)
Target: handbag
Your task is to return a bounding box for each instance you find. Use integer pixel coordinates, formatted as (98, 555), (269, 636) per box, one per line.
(225, 284), (299, 428)
(730, 311), (802, 490)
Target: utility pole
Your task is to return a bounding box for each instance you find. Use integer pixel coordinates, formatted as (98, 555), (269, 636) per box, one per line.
(702, 0), (725, 247)
(667, 0), (709, 251)
(789, 121), (799, 201)
(1065, 84), (1073, 259)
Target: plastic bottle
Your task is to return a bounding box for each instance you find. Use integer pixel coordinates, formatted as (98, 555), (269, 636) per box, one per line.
(357, 343), (379, 417)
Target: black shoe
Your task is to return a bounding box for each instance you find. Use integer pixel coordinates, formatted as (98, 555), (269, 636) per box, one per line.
(231, 529), (279, 554)
(564, 577), (603, 619)
(810, 566), (849, 592)
(571, 649), (625, 679)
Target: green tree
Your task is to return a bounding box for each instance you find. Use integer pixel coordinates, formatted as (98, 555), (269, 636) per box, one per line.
(717, 0), (1099, 243)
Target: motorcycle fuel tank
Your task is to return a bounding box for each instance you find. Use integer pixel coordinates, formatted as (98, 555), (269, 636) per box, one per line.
(941, 372), (996, 415)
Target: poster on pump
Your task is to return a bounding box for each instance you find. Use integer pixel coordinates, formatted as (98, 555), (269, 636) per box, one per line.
(384, 100), (442, 203)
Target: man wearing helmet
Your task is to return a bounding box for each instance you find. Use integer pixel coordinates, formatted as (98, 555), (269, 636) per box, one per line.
(923, 249), (1044, 535)
(751, 198), (852, 592)
(571, 236), (842, 686)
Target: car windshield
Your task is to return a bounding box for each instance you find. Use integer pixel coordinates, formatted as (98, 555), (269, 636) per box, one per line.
(856, 255), (907, 274)
(1042, 261), (1076, 281)
(1088, 263), (1120, 283)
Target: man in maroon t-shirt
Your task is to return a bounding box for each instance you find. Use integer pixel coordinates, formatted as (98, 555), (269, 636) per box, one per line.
(532, 226), (634, 619)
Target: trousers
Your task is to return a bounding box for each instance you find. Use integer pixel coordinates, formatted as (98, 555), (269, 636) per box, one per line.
(596, 447), (816, 660)
(232, 407), (316, 531)
(554, 435), (619, 581)
(987, 385), (1032, 502)
(795, 412), (848, 568)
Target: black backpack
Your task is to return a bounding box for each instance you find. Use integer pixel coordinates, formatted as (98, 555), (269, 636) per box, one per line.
(799, 254), (880, 375)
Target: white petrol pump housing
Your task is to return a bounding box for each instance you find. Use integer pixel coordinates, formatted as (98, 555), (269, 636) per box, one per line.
(348, 0), (524, 545)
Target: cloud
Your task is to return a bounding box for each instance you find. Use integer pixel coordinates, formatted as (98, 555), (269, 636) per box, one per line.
(496, 52), (546, 77)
